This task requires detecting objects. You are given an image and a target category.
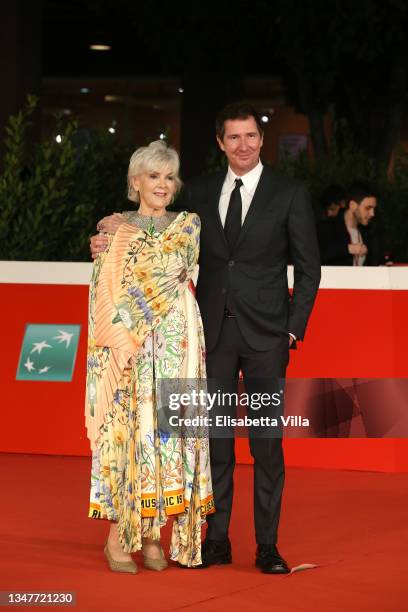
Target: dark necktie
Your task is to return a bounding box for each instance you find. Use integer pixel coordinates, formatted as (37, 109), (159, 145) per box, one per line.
(224, 178), (243, 251)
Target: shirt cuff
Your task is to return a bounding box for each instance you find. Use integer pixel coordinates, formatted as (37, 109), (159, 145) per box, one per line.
(288, 332), (297, 341)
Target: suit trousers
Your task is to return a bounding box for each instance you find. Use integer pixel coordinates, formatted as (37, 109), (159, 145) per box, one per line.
(205, 316), (289, 546)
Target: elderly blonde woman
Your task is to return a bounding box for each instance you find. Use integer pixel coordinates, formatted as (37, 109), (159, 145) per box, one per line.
(85, 140), (214, 573)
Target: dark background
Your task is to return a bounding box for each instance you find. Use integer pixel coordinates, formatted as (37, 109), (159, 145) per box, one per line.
(3, 0), (408, 174)
(1, 0), (408, 261)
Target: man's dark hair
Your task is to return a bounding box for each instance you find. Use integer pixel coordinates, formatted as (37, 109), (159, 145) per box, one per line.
(347, 181), (377, 207)
(215, 102), (264, 140)
(320, 184), (346, 210)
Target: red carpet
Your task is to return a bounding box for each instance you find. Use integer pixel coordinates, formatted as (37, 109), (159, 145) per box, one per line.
(0, 453), (407, 611)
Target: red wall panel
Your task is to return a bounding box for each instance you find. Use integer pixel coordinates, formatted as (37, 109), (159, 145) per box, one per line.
(2, 282), (408, 471)
(2, 284), (90, 456)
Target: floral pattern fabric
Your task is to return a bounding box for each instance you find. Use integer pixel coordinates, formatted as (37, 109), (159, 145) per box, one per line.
(85, 211), (214, 566)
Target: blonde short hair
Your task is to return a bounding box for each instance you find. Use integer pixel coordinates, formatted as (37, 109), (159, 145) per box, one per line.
(127, 140), (182, 203)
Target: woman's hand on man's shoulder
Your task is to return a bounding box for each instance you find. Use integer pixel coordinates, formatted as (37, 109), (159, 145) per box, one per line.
(96, 212), (126, 235)
(90, 212), (125, 259)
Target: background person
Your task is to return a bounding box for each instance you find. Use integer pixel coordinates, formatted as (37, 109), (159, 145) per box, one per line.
(317, 180), (381, 265)
(319, 184), (346, 218)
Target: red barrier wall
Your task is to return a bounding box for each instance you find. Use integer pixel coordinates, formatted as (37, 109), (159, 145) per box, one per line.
(236, 288), (408, 472)
(3, 284), (90, 456)
(2, 266), (408, 472)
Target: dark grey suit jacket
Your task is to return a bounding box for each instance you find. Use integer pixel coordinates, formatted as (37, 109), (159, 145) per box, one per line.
(178, 164), (321, 352)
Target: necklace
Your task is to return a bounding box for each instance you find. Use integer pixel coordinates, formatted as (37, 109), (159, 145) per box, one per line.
(123, 210), (178, 233)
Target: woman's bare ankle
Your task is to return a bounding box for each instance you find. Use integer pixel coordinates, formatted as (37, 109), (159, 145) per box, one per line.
(107, 524), (132, 561)
(142, 538), (163, 560)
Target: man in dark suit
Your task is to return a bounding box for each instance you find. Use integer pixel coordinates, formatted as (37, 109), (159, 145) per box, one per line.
(317, 181), (381, 265)
(179, 103), (320, 573)
(91, 102), (321, 573)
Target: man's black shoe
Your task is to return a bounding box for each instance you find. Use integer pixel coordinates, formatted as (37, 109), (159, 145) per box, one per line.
(255, 545), (290, 574)
(200, 538), (232, 567)
(177, 538), (232, 569)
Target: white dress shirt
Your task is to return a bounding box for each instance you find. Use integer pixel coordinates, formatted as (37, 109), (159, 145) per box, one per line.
(348, 227), (366, 266)
(218, 160), (263, 227)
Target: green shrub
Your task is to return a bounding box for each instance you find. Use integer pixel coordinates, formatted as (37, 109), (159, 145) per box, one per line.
(0, 96), (132, 261)
(1, 100), (407, 262)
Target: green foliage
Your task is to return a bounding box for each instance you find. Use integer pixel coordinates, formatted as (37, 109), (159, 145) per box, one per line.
(276, 122), (408, 261)
(0, 96), (132, 261)
(277, 122), (376, 199)
(1, 97), (407, 262)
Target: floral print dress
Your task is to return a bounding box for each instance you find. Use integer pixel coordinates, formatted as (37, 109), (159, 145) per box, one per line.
(85, 211), (214, 566)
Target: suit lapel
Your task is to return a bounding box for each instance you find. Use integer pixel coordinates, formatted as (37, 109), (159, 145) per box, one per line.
(207, 170), (229, 251)
(234, 165), (274, 250)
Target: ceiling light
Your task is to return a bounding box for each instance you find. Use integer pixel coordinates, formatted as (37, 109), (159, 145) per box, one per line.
(55, 134), (62, 143)
(80, 87), (90, 94)
(90, 44), (111, 51)
(108, 127), (116, 134)
(261, 115), (269, 123)
(104, 95), (126, 103)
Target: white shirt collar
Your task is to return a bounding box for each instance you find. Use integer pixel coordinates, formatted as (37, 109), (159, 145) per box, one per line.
(226, 160), (263, 193)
